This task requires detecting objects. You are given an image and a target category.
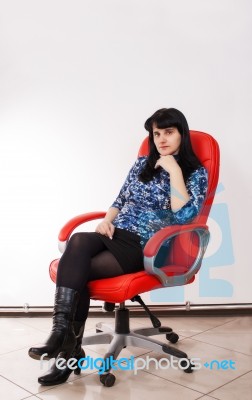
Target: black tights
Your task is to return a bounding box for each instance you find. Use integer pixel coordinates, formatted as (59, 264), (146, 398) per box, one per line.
(56, 232), (124, 322)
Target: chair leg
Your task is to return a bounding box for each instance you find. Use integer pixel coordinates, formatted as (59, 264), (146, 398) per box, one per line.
(132, 326), (172, 337)
(82, 331), (113, 346)
(103, 334), (127, 360)
(125, 332), (188, 359)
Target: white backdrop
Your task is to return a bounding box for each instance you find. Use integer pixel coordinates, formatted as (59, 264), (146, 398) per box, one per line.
(0, 0), (251, 307)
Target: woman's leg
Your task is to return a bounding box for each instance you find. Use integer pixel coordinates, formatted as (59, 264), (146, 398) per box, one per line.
(29, 232), (109, 361)
(56, 232), (109, 290)
(38, 234), (124, 386)
(57, 232), (124, 322)
(75, 249), (124, 321)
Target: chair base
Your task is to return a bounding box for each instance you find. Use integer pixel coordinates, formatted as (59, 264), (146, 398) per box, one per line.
(82, 303), (193, 386)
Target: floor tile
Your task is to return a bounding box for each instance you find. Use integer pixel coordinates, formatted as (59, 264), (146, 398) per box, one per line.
(132, 316), (237, 337)
(209, 370), (252, 400)
(0, 375), (32, 400)
(192, 316), (252, 355)
(0, 346), (100, 395)
(134, 337), (252, 394)
(20, 397), (44, 400)
(0, 318), (49, 355)
(15, 318), (53, 333)
(195, 396), (219, 400)
(1, 315), (251, 400)
(37, 369), (203, 400)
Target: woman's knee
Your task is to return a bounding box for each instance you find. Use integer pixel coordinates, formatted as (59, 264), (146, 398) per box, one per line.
(67, 232), (103, 253)
(67, 232), (89, 254)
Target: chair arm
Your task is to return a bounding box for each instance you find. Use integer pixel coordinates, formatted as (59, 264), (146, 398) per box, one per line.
(143, 224), (210, 287)
(58, 211), (106, 253)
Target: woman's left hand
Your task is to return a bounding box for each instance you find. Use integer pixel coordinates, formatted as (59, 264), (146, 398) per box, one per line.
(154, 155), (180, 174)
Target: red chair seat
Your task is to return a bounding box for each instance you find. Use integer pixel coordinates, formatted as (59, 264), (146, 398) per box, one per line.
(49, 259), (194, 303)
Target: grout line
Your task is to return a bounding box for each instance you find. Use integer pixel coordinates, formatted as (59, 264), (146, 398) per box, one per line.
(180, 318), (246, 339)
(195, 394), (219, 400)
(142, 368), (206, 396)
(206, 369), (252, 398)
(183, 336), (252, 357)
(0, 374), (34, 397)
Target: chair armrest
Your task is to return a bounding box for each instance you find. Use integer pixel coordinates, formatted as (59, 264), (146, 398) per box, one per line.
(58, 211), (106, 253)
(143, 224), (210, 287)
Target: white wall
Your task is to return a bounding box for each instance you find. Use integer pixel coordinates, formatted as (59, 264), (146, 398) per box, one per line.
(0, 0), (251, 307)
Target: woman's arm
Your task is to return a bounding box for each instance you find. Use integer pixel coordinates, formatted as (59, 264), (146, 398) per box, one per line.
(172, 166), (208, 224)
(96, 158), (145, 238)
(155, 155), (190, 211)
(95, 207), (119, 239)
(169, 167), (190, 211)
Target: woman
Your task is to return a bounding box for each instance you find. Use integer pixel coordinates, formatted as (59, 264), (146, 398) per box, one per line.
(29, 108), (208, 385)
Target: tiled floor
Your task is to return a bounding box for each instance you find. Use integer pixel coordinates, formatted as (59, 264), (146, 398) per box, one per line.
(0, 313), (251, 399)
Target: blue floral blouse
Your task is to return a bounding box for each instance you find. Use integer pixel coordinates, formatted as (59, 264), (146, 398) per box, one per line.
(111, 156), (208, 247)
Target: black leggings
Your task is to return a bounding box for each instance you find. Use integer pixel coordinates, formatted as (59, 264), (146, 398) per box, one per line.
(56, 232), (125, 321)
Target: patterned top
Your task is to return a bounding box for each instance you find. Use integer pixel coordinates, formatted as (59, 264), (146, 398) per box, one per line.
(111, 156), (208, 247)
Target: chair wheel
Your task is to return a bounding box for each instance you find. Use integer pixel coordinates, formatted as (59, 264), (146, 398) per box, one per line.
(166, 332), (179, 343)
(102, 302), (115, 312)
(180, 359), (194, 373)
(100, 373), (116, 387)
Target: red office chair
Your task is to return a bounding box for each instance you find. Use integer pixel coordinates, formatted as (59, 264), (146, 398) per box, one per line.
(49, 131), (219, 386)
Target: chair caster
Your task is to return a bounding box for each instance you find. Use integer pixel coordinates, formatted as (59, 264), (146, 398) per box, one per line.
(102, 302), (115, 312)
(180, 359), (194, 373)
(100, 373), (116, 387)
(166, 332), (179, 343)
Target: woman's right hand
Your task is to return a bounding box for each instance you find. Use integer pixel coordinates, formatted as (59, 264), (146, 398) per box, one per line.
(95, 220), (115, 240)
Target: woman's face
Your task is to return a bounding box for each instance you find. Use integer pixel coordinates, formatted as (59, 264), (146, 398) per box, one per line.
(153, 124), (181, 156)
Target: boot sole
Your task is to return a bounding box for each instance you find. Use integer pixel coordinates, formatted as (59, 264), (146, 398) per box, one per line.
(28, 351), (54, 361)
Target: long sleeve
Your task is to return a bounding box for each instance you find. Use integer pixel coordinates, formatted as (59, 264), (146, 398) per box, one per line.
(172, 166), (208, 224)
(137, 166), (208, 244)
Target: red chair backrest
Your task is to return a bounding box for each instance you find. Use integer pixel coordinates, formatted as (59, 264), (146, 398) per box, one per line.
(138, 131), (220, 268)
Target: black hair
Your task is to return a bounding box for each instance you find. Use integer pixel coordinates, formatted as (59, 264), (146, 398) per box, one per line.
(139, 108), (202, 183)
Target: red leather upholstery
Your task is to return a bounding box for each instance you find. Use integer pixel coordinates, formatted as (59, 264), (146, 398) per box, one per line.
(49, 131), (219, 303)
(50, 259), (193, 303)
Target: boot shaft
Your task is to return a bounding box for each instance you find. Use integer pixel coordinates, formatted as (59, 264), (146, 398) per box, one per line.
(52, 287), (80, 332)
(73, 321), (85, 356)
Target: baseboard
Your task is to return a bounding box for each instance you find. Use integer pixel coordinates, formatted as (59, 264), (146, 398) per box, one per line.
(0, 303), (251, 317)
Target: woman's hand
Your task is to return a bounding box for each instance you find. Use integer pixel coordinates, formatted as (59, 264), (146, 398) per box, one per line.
(155, 155), (190, 210)
(95, 220), (115, 240)
(154, 155), (180, 174)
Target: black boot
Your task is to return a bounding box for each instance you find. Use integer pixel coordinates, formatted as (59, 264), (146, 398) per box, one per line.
(38, 321), (85, 386)
(28, 287), (79, 360)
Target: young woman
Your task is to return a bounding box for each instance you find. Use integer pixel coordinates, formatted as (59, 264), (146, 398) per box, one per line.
(29, 108), (208, 385)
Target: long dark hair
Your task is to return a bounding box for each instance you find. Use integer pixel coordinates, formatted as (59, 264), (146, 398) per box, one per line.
(139, 108), (202, 183)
